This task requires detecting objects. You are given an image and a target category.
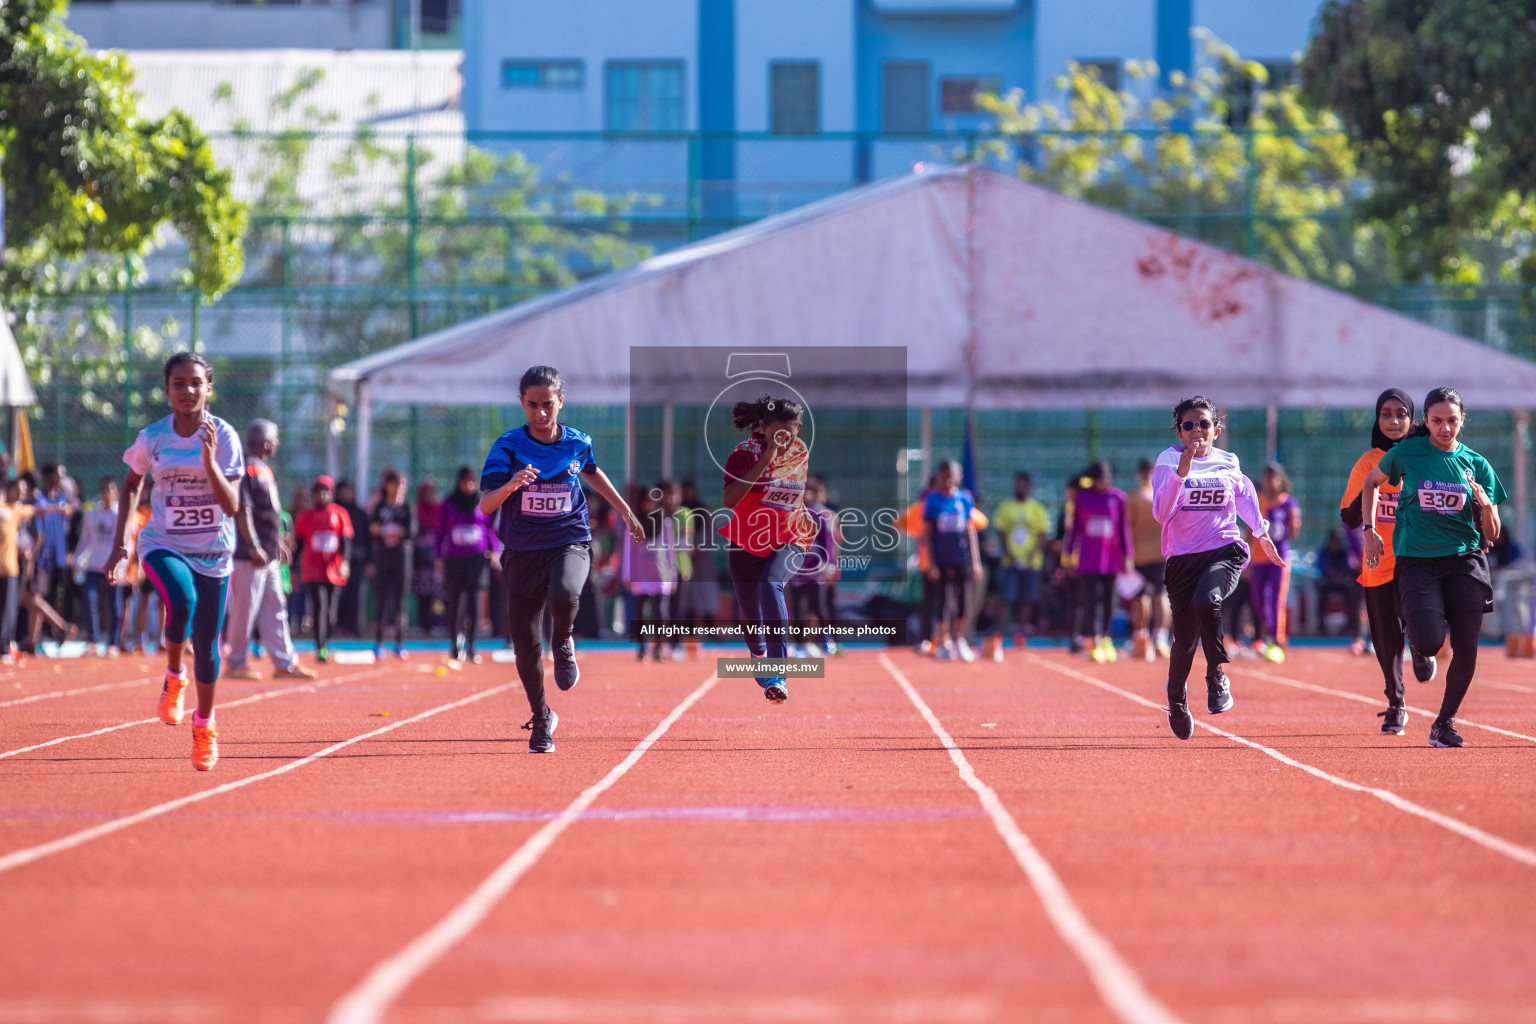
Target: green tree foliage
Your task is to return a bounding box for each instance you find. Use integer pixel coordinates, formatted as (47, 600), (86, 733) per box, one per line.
(1302, 0), (1536, 284)
(976, 34), (1387, 290)
(0, 0), (246, 301)
(0, 0), (246, 423)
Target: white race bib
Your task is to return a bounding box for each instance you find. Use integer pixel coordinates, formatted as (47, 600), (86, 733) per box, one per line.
(310, 530), (340, 554)
(760, 477), (804, 511)
(1085, 515), (1114, 539)
(1182, 485), (1229, 511)
(166, 497), (221, 537)
(1378, 492), (1398, 523)
(936, 511), (966, 533)
(451, 524), (484, 546)
(381, 522), (406, 544)
(1010, 526), (1030, 549)
(520, 487), (572, 517)
(1417, 482), (1466, 515)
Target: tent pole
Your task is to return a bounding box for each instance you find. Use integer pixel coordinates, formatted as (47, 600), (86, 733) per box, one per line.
(1265, 404), (1278, 463)
(325, 394), (340, 481)
(625, 401), (636, 492)
(1515, 410), (1530, 547)
(919, 407), (932, 485)
(661, 400), (674, 481)
(356, 380), (373, 493)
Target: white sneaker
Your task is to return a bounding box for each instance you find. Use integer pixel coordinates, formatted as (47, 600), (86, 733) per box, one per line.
(918, 640), (934, 655)
(788, 644), (806, 658)
(935, 640), (956, 660)
(804, 643), (824, 658)
(956, 638), (977, 662)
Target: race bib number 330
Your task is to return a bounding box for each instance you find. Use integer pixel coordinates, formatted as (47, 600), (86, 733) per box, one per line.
(1418, 482), (1466, 515)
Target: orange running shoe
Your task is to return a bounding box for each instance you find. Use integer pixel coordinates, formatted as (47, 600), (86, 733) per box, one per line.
(158, 672), (189, 726)
(191, 720), (218, 771)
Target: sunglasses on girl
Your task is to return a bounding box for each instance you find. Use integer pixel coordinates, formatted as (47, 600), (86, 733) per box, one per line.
(1181, 419), (1212, 432)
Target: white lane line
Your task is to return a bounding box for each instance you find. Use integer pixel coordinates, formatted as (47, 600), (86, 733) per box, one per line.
(1310, 649), (1536, 695)
(326, 674), (720, 1024)
(1026, 654), (1536, 870)
(0, 666), (396, 760)
(0, 683), (515, 876)
(0, 678), (151, 709)
(1244, 667), (1536, 745)
(879, 654), (1185, 1024)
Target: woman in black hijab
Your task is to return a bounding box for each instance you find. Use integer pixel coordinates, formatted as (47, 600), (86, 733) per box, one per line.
(1340, 388), (1434, 735)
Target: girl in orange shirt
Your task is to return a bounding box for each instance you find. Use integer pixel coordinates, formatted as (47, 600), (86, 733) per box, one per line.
(1340, 388), (1435, 735)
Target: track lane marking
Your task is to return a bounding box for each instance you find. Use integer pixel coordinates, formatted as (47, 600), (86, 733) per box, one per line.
(326, 673), (720, 1024)
(1026, 654), (1536, 869)
(879, 654), (1186, 1024)
(0, 666), (398, 760)
(1243, 666), (1536, 745)
(0, 682), (515, 876)
(0, 678), (152, 709)
(1310, 649), (1536, 695)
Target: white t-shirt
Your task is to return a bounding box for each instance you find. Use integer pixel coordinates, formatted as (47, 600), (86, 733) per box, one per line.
(124, 414), (244, 577)
(76, 505), (119, 573)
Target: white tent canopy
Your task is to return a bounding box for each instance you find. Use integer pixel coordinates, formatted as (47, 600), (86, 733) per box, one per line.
(329, 166), (1534, 528)
(0, 314), (37, 407)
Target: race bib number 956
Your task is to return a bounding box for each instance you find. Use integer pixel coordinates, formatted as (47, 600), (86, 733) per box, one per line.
(1183, 486), (1227, 510)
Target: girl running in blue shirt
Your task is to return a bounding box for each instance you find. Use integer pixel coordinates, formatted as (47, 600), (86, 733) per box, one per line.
(480, 366), (642, 753)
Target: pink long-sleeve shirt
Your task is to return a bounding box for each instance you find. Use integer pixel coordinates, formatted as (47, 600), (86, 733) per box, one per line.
(1066, 485), (1133, 576)
(1151, 445), (1269, 558)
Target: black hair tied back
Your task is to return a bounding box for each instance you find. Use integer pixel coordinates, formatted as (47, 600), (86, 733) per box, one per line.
(1171, 395), (1223, 430)
(163, 351), (214, 387)
(519, 365), (565, 398)
(731, 394), (804, 432)
(1405, 386), (1465, 440)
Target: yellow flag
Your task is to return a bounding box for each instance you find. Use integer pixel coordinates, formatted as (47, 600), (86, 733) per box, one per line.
(13, 409), (34, 474)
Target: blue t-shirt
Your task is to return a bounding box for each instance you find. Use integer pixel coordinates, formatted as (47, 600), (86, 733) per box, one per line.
(481, 424), (597, 551)
(923, 488), (976, 567)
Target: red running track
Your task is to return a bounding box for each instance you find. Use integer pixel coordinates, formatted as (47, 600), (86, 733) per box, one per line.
(1, 645), (1534, 1023)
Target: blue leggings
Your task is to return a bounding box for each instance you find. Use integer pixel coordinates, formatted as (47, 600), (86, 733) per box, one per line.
(728, 544), (796, 663)
(142, 550), (229, 685)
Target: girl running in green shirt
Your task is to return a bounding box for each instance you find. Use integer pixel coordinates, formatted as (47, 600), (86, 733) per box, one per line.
(1360, 387), (1506, 748)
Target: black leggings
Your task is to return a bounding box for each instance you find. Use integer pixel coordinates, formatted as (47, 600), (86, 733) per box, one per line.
(934, 564), (970, 629)
(1397, 554), (1490, 722)
(306, 581), (338, 652)
(1074, 573), (1115, 637)
(443, 556), (485, 659)
(1363, 580), (1406, 707)
(1165, 543), (1247, 693)
(504, 543), (591, 716)
(374, 562), (408, 647)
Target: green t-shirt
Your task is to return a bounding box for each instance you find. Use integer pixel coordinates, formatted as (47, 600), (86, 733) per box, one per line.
(992, 498), (1051, 570)
(1376, 435), (1507, 559)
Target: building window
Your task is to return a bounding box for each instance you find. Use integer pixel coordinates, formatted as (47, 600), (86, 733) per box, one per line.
(1224, 60), (1296, 127)
(606, 60), (686, 132)
(770, 61), (820, 134)
(501, 60), (584, 90)
(1075, 60), (1121, 91)
(882, 61), (930, 133)
(939, 75), (1000, 115)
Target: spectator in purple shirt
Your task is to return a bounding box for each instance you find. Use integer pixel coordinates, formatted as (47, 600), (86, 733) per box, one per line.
(1065, 461), (1134, 664)
(434, 466), (500, 664)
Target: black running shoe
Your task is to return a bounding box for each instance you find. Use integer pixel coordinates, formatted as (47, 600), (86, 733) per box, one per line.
(1167, 701), (1195, 740)
(553, 637), (580, 691)
(1206, 670), (1233, 715)
(523, 708), (558, 753)
(1411, 651), (1437, 683)
(763, 682), (788, 704)
(1377, 705), (1408, 735)
(1427, 717), (1463, 748)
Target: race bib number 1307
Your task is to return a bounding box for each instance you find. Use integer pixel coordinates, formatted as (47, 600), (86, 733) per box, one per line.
(521, 488), (573, 517)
